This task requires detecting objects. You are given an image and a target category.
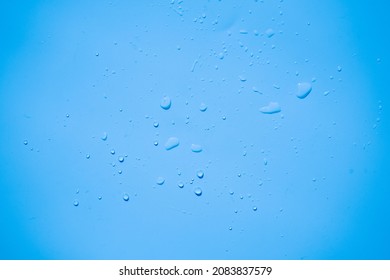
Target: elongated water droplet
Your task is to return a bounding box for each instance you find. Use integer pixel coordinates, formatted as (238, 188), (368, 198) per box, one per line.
(260, 102), (281, 114)
(165, 137), (180, 150)
(191, 144), (203, 153)
(160, 96), (172, 110)
(296, 82), (312, 99)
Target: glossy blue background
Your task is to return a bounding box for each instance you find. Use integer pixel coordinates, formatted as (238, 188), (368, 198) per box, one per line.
(1, 0), (389, 259)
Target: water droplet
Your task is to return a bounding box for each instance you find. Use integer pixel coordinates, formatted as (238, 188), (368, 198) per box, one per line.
(178, 182), (184, 188)
(153, 141), (159, 146)
(153, 122), (159, 128)
(118, 170), (122, 174)
(165, 137), (180, 150)
(73, 200), (79, 207)
(337, 65), (342, 72)
(265, 28), (275, 38)
(156, 177), (165, 185)
(101, 132), (108, 141)
(23, 140), (28, 145)
(197, 170), (204, 179)
(98, 196), (102, 200)
(194, 187), (203, 196)
(296, 82), (312, 99)
(191, 144), (203, 153)
(199, 102), (208, 112)
(239, 75), (247, 82)
(229, 227), (233, 231)
(123, 194), (129, 201)
(118, 156), (124, 163)
(253, 206), (258, 211)
(160, 96), (172, 110)
(260, 102), (281, 114)
(86, 154), (90, 159)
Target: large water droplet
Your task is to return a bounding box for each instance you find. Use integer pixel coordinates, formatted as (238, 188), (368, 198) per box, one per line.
(191, 144), (203, 153)
(265, 28), (275, 38)
(197, 170), (204, 179)
(260, 102), (281, 114)
(296, 82), (312, 99)
(194, 187), (203, 196)
(123, 194), (129, 201)
(160, 96), (172, 110)
(165, 137), (180, 150)
(199, 103), (208, 112)
(156, 177), (165, 185)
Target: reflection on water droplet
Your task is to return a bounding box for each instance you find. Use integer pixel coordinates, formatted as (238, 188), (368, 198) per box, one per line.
(123, 194), (129, 201)
(191, 144), (203, 153)
(197, 170), (204, 179)
(194, 187), (203, 196)
(165, 137), (180, 150)
(260, 102), (281, 114)
(156, 177), (165, 185)
(73, 200), (79, 206)
(160, 96), (172, 110)
(297, 82), (312, 99)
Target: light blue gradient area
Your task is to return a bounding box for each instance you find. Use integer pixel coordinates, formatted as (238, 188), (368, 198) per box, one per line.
(0, 0), (389, 259)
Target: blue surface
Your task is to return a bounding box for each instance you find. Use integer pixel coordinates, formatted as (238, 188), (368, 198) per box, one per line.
(0, 0), (389, 259)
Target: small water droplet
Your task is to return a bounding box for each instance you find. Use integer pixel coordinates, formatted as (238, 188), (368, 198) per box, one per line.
(156, 177), (165, 185)
(178, 182), (184, 188)
(123, 194), (129, 201)
(153, 141), (159, 146)
(160, 96), (172, 110)
(260, 102), (281, 114)
(153, 122), (159, 128)
(191, 144), (203, 153)
(86, 154), (90, 159)
(197, 170), (204, 179)
(73, 200), (79, 207)
(199, 102), (208, 112)
(98, 196), (102, 200)
(118, 170), (122, 174)
(337, 65), (342, 72)
(253, 206), (258, 211)
(165, 137), (180, 150)
(101, 132), (108, 141)
(23, 140), (28, 145)
(110, 150), (115, 155)
(239, 75), (247, 82)
(296, 82), (312, 99)
(194, 187), (203, 196)
(229, 227), (233, 231)
(118, 156), (124, 163)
